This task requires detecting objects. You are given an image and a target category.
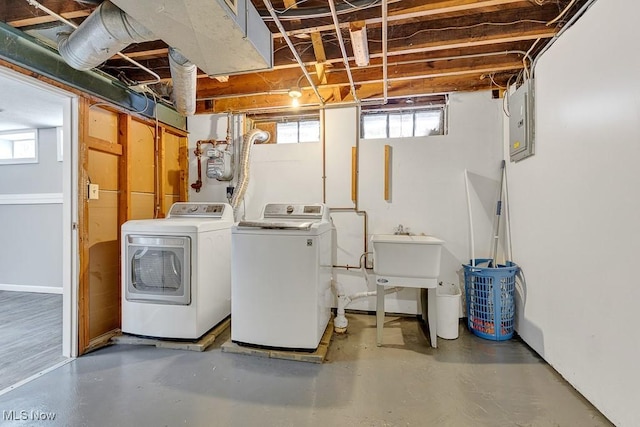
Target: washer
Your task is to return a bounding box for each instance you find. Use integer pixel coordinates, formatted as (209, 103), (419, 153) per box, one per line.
(121, 202), (233, 339)
(231, 203), (334, 350)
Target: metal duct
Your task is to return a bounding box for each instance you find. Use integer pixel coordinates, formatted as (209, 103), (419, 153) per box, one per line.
(57, 0), (153, 71)
(168, 48), (197, 116)
(231, 129), (270, 220)
(111, 0), (273, 77)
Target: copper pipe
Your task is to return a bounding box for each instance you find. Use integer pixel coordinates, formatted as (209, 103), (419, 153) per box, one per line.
(190, 139), (226, 192)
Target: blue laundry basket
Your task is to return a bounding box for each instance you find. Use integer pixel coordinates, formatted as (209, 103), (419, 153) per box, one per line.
(463, 259), (518, 341)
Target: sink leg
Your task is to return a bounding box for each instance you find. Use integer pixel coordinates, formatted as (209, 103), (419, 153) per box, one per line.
(376, 283), (384, 346)
(428, 287), (437, 348)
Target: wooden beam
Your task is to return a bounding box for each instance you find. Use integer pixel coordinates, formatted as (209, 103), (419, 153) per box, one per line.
(275, 0), (525, 38)
(116, 113), (130, 333)
(118, 114), (132, 225)
(310, 32), (328, 85)
(196, 54), (523, 99)
(189, 27), (551, 90)
(157, 127), (167, 217)
(351, 147), (357, 203)
(207, 71), (506, 112)
(178, 138), (189, 203)
(8, 10), (91, 28)
(86, 135), (123, 156)
(111, 48), (169, 60)
(78, 97), (91, 355)
(384, 145), (391, 201)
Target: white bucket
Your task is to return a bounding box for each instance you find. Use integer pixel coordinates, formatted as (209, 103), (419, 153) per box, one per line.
(436, 282), (461, 339)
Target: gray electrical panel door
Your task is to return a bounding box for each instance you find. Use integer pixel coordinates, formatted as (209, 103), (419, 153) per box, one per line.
(509, 80), (535, 162)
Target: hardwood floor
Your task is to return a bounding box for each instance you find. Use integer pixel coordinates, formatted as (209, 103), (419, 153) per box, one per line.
(0, 291), (67, 391)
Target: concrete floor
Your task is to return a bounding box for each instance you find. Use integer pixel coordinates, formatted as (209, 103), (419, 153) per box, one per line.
(0, 314), (611, 426)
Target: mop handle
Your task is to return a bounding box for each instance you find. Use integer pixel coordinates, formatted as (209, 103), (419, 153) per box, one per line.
(490, 160), (506, 267)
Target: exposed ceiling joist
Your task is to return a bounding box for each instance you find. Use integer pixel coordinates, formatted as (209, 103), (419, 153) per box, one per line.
(273, 0), (527, 37)
(8, 10), (90, 28)
(0, 0), (589, 113)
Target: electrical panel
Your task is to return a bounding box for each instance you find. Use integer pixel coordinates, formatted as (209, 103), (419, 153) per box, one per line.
(509, 80), (535, 162)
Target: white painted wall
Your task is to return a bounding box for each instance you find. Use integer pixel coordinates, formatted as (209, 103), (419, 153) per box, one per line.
(0, 128), (63, 292)
(188, 91), (504, 314)
(507, 1), (640, 425)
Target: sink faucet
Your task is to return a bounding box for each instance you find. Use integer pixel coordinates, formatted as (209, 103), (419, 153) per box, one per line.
(394, 224), (410, 235)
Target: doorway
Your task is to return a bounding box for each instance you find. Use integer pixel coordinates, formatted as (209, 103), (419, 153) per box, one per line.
(0, 66), (78, 393)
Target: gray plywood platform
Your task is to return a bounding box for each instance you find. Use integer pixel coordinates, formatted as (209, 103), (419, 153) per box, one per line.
(111, 317), (231, 352)
(221, 318), (334, 363)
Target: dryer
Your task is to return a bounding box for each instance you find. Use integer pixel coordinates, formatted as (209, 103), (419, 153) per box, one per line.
(231, 203), (333, 350)
(121, 202), (234, 339)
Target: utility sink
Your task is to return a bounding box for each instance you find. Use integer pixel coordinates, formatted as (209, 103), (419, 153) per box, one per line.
(371, 234), (444, 279)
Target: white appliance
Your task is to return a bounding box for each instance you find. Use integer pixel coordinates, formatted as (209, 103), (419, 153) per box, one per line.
(121, 202), (234, 339)
(231, 203), (334, 350)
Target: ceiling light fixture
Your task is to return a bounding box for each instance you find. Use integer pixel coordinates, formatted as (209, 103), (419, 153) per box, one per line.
(349, 21), (370, 67)
(288, 88), (302, 108)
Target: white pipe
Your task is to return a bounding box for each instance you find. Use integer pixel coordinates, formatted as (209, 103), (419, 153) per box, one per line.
(327, 0), (358, 102)
(333, 261), (402, 333)
(262, 0), (325, 106)
(464, 169), (476, 266)
(230, 128), (270, 220)
(168, 47), (197, 116)
(503, 163), (513, 262)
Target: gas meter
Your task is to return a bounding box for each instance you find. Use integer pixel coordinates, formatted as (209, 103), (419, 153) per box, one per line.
(206, 147), (233, 181)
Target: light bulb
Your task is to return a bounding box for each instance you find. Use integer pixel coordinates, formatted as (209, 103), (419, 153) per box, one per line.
(292, 97), (300, 108)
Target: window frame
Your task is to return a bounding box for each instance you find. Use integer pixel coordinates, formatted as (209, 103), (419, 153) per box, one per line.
(0, 129), (39, 165)
(360, 103), (448, 139)
(275, 119), (320, 144)
(247, 111), (322, 145)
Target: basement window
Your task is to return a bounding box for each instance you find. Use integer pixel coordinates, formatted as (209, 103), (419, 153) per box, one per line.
(361, 95), (448, 139)
(247, 112), (321, 144)
(0, 129), (38, 165)
(276, 120), (320, 144)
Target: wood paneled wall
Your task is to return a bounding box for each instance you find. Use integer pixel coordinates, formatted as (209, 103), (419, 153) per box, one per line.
(78, 101), (188, 354)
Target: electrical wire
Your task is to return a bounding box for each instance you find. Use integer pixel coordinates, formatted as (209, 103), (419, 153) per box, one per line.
(522, 38), (541, 80)
(342, 0), (380, 10)
(488, 73), (506, 89)
(266, 0), (381, 20)
(547, 0), (578, 26)
(368, 19), (548, 43)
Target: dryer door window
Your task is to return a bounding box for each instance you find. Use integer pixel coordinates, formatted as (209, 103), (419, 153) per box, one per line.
(126, 235), (191, 305)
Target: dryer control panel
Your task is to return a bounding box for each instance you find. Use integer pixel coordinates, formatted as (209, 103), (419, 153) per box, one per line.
(167, 203), (227, 218)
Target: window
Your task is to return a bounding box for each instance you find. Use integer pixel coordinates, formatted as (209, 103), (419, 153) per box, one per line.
(0, 129), (38, 164)
(361, 103), (447, 139)
(276, 120), (320, 144)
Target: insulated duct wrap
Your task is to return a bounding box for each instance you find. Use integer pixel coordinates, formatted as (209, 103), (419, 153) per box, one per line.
(231, 129), (270, 219)
(57, 0), (154, 71)
(168, 48), (197, 116)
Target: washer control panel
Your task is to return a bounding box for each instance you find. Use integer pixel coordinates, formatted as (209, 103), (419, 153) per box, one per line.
(263, 203), (324, 219)
(167, 203), (226, 218)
